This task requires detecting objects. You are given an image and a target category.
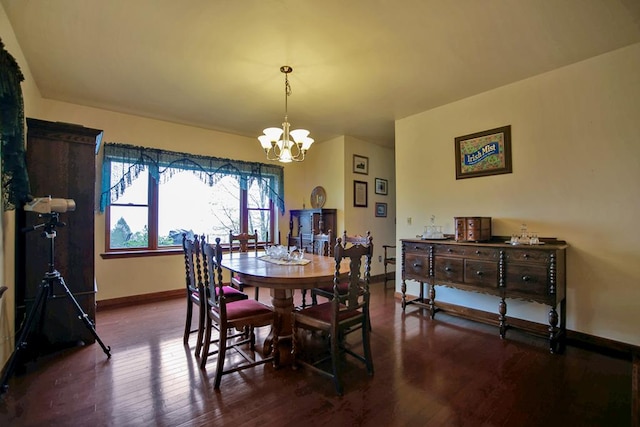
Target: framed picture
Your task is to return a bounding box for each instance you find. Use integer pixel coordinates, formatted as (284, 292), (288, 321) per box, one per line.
(353, 180), (368, 207)
(455, 125), (512, 179)
(375, 202), (387, 217)
(353, 154), (369, 175)
(375, 178), (388, 195)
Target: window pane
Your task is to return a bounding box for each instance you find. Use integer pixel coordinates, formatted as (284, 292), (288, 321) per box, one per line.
(248, 209), (270, 241)
(110, 205), (149, 248)
(248, 178), (271, 241)
(111, 164), (148, 204)
(248, 178), (270, 209)
(158, 171), (240, 246)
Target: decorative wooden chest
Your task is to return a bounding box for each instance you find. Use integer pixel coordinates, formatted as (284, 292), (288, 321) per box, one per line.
(454, 216), (492, 242)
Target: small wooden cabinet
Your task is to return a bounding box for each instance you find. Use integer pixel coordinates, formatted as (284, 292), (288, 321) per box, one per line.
(16, 118), (102, 353)
(288, 208), (337, 254)
(401, 237), (567, 353)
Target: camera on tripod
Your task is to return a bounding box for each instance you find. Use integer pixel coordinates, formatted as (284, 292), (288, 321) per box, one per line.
(23, 196), (76, 214)
(1, 194), (111, 395)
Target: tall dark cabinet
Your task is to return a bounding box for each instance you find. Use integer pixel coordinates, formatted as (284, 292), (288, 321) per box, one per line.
(16, 118), (102, 352)
(288, 208), (337, 254)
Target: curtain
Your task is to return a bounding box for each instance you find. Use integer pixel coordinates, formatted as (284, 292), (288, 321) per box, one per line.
(0, 38), (30, 211)
(100, 142), (285, 213)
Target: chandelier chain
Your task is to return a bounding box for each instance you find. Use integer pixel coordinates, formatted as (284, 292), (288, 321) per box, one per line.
(284, 74), (291, 114)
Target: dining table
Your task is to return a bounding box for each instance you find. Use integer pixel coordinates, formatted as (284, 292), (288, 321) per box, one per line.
(219, 251), (349, 356)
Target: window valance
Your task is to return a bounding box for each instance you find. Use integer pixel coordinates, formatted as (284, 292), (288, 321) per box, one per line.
(100, 143), (285, 213)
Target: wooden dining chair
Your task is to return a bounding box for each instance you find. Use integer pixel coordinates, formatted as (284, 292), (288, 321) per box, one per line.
(200, 236), (275, 388)
(311, 229), (332, 257)
(287, 222), (302, 251)
(297, 229), (332, 308)
(183, 233), (248, 356)
(229, 229), (260, 300)
(195, 235), (249, 358)
(182, 233), (201, 347)
(383, 244), (396, 289)
(291, 234), (374, 395)
(311, 230), (370, 305)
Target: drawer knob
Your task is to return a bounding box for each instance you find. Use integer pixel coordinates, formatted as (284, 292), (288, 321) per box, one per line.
(445, 267), (452, 272)
(413, 263), (421, 268)
(447, 248), (453, 253)
(522, 275), (531, 282)
(475, 250), (480, 255)
(523, 254), (529, 259)
(476, 271), (483, 276)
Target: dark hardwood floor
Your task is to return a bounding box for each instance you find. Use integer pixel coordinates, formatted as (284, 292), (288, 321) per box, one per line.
(0, 281), (633, 426)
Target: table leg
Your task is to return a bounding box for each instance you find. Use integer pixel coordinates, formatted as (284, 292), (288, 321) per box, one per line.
(263, 288), (294, 356)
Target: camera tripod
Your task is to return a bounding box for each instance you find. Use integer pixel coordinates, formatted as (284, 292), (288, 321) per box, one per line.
(0, 212), (111, 395)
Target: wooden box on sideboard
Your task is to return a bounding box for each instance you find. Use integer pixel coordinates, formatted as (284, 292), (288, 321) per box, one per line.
(454, 217), (492, 242)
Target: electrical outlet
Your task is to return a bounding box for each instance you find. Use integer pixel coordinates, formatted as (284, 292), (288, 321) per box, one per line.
(378, 255), (382, 262)
(407, 217), (412, 225)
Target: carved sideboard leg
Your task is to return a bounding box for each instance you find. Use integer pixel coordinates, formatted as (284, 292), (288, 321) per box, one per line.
(498, 298), (507, 338)
(428, 283), (436, 319)
(548, 306), (559, 354)
(401, 279), (407, 310)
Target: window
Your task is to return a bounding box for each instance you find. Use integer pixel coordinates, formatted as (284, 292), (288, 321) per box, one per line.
(101, 143), (284, 253)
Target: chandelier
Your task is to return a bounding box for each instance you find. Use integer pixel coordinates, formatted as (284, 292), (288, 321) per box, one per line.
(258, 66), (313, 163)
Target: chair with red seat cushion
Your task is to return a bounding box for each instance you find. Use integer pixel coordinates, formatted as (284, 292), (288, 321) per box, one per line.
(183, 233), (247, 357)
(291, 233), (374, 395)
(197, 235), (250, 357)
(200, 236), (275, 388)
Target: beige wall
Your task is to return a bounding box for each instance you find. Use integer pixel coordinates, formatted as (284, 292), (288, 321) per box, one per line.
(396, 43), (640, 346)
(344, 136), (396, 255)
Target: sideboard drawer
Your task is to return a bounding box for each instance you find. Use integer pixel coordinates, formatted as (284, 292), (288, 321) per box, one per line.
(434, 244), (466, 257)
(464, 260), (498, 288)
(505, 264), (549, 296)
(506, 249), (549, 263)
(404, 242), (430, 254)
(405, 253), (429, 280)
(434, 257), (464, 283)
(464, 247), (500, 260)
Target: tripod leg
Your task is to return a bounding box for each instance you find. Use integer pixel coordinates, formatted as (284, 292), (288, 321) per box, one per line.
(0, 281), (50, 394)
(55, 274), (111, 358)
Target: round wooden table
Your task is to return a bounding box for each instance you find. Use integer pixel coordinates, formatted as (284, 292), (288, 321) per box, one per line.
(220, 252), (347, 356)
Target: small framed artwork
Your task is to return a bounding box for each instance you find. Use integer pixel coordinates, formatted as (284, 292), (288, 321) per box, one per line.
(375, 178), (388, 195)
(353, 180), (368, 207)
(353, 154), (369, 175)
(455, 125), (512, 179)
(375, 202), (387, 217)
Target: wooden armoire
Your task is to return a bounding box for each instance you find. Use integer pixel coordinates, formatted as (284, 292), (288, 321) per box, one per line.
(15, 118), (102, 353)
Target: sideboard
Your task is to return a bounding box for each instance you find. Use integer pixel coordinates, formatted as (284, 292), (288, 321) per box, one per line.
(401, 237), (567, 353)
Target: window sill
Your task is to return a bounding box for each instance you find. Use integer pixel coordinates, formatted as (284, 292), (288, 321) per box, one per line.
(100, 248), (182, 259)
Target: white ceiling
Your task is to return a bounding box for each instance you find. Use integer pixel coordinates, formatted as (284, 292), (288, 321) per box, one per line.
(3, 0), (640, 147)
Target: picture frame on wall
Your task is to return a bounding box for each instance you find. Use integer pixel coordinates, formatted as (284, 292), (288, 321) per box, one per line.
(354, 180), (368, 207)
(353, 154), (369, 175)
(455, 125), (512, 179)
(375, 202), (387, 217)
(374, 178), (388, 195)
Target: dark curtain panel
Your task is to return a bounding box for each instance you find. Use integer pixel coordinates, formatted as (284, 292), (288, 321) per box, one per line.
(0, 37), (30, 210)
